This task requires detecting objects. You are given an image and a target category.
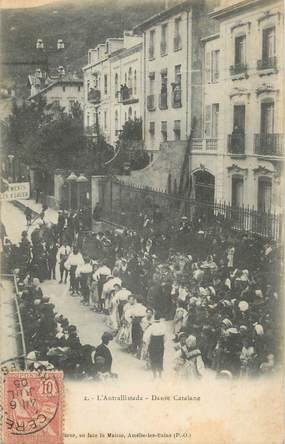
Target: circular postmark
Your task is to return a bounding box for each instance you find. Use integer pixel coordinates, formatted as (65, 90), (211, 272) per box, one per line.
(4, 371), (61, 436)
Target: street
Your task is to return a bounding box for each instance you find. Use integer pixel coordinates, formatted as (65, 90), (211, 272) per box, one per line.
(1, 201), (176, 382)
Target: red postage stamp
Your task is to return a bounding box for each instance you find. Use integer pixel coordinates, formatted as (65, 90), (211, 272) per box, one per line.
(2, 371), (63, 444)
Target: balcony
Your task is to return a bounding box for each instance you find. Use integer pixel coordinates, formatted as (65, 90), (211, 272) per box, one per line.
(230, 63), (248, 78)
(85, 125), (97, 136)
(147, 95), (156, 111)
(173, 35), (182, 51)
(119, 87), (138, 105)
(228, 133), (245, 156)
(254, 134), (283, 157)
(192, 138), (218, 151)
(159, 92), (168, 110)
(88, 88), (101, 104)
(257, 57), (277, 72)
(172, 88), (182, 108)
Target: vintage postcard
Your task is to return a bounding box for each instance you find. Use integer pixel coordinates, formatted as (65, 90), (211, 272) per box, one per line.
(0, 0), (284, 443)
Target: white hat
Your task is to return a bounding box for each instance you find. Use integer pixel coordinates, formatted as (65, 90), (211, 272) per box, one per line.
(238, 301), (249, 312)
(255, 324), (264, 336)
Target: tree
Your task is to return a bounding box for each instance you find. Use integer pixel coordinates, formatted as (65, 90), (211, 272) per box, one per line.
(2, 99), (110, 175)
(110, 118), (149, 174)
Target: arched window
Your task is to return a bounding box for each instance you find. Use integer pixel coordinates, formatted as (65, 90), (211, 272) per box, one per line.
(134, 70), (137, 95)
(128, 67), (132, 90)
(128, 106), (132, 120)
(115, 73), (119, 98)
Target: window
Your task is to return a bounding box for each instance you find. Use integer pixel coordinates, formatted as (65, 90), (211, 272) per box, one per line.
(174, 17), (182, 50)
(161, 121), (167, 142)
(52, 99), (60, 107)
(149, 30), (155, 59)
(87, 80), (90, 92)
(261, 101), (274, 134)
(258, 177), (272, 212)
(104, 111), (107, 129)
(78, 86), (81, 92)
(115, 110), (119, 131)
(262, 27), (275, 61)
(174, 65), (181, 85)
(161, 23), (168, 55)
(62, 86), (66, 92)
(128, 67), (132, 91)
(149, 121), (155, 135)
(134, 110), (137, 119)
(160, 69), (168, 109)
(125, 73), (127, 84)
(115, 73), (119, 98)
(233, 104), (245, 132)
(134, 70), (137, 95)
(87, 113), (90, 127)
(128, 106), (132, 120)
(235, 35), (246, 66)
(212, 104), (219, 137)
(104, 74), (108, 95)
(204, 104), (219, 137)
(206, 50), (220, 83)
(125, 112), (127, 122)
(149, 72), (155, 95)
(229, 105), (246, 154)
(232, 176), (244, 207)
(174, 120), (181, 140)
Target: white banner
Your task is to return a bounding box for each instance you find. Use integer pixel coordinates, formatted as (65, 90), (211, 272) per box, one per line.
(0, 182), (30, 200)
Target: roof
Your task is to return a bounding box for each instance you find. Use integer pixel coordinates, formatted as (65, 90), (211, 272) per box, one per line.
(209, 0), (274, 19)
(133, 0), (196, 33)
(29, 77), (83, 100)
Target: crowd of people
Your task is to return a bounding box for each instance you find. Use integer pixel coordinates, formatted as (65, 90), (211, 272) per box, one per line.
(0, 202), (283, 381)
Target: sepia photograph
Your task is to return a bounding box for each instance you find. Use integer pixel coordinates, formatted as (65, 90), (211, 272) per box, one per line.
(0, 0), (284, 443)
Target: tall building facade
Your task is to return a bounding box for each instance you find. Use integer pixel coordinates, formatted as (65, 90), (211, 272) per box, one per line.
(134, 0), (218, 153)
(200, 0), (284, 211)
(83, 33), (143, 146)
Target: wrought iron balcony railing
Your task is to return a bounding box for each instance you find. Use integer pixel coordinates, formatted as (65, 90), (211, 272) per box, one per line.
(257, 56), (277, 71)
(228, 133), (245, 155)
(87, 88), (101, 104)
(172, 88), (182, 108)
(230, 63), (248, 76)
(254, 133), (283, 156)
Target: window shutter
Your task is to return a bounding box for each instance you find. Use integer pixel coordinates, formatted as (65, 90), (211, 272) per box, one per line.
(205, 51), (211, 83)
(205, 105), (211, 137)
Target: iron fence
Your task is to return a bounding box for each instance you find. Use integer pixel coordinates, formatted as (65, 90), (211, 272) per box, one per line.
(101, 178), (282, 241)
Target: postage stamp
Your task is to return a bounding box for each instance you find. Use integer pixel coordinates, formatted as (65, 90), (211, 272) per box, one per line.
(2, 371), (63, 444)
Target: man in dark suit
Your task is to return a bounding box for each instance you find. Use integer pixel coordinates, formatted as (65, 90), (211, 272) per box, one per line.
(94, 332), (113, 374)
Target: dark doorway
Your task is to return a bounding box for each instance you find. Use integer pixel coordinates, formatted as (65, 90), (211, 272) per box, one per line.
(193, 170), (215, 204)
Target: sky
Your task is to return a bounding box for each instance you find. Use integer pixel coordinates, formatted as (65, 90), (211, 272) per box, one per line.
(0, 0), (60, 8)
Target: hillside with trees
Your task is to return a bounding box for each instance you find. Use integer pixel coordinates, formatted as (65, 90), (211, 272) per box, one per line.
(1, 0), (168, 97)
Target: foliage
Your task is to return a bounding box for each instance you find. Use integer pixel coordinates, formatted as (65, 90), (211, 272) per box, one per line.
(2, 99), (113, 175)
(110, 118), (149, 174)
